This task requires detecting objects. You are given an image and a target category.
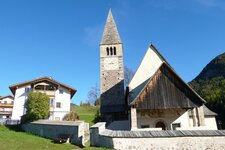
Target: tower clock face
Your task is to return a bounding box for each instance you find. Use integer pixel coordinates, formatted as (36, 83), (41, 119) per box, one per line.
(104, 57), (119, 70)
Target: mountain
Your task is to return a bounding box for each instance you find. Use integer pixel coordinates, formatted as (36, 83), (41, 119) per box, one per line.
(189, 52), (225, 129)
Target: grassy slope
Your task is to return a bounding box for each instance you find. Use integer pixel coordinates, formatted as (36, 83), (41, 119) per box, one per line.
(0, 106), (106, 150)
(71, 105), (99, 126)
(0, 125), (76, 150)
(0, 125), (109, 150)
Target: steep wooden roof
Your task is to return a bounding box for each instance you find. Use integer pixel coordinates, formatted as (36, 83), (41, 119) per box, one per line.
(9, 77), (76, 98)
(129, 62), (206, 109)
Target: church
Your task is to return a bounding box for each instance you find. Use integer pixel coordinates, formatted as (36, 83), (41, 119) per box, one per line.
(100, 10), (217, 130)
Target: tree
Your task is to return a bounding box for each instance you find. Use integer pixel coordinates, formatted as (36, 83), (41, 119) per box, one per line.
(124, 66), (134, 87)
(92, 109), (101, 124)
(86, 101), (91, 107)
(80, 101), (83, 107)
(25, 92), (50, 122)
(94, 98), (101, 106)
(87, 83), (100, 105)
(63, 111), (79, 121)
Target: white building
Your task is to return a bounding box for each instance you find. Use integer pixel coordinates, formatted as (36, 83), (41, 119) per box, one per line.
(10, 77), (76, 121)
(0, 95), (14, 119)
(127, 44), (218, 130)
(100, 10), (218, 131)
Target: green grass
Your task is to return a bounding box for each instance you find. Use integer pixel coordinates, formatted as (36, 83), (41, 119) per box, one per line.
(71, 105), (99, 126)
(0, 106), (109, 150)
(0, 125), (110, 150)
(0, 125), (76, 150)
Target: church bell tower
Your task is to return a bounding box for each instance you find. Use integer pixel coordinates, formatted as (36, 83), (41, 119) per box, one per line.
(100, 9), (126, 120)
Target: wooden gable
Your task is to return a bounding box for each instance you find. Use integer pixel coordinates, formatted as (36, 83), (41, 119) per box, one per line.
(132, 63), (205, 110)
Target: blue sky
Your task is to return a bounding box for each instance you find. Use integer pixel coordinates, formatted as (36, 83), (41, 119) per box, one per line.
(0, 0), (225, 105)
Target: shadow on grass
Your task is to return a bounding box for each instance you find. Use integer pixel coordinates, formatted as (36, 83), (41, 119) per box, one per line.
(5, 125), (23, 132)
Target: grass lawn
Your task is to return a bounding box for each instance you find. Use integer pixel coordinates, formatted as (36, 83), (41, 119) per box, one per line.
(0, 125), (110, 150)
(0, 105), (106, 150)
(71, 105), (99, 126)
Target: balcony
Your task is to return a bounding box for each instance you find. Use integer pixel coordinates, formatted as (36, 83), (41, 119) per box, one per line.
(33, 84), (56, 97)
(0, 111), (12, 115)
(0, 103), (13, 108)
(34, 90), (55, 96)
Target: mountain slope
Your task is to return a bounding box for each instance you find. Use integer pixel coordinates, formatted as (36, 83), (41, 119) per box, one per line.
(189, 52), (225, 129)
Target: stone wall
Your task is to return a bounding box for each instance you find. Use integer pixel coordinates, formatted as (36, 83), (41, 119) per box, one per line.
(90, 122), (225, 150)
(22, 120), (89, 146)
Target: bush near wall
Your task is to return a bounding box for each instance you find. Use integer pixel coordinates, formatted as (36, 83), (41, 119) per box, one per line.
(25, 92), (50, 122)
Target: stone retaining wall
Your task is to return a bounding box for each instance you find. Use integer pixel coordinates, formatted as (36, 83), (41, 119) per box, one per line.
(22, 120), (89, 146)
(90, 122), (225, 150)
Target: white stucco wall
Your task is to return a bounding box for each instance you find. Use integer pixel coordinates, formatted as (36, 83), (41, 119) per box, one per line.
(50, 87), (71, 120)
(12, 86), (30, 120)
(90, 123), (225, 150)
(111, 136), (225, 150)
(188, 116), (218, 130)
(12, 85), (71, 121)
(135, 110), (218, 130)
(129, 46), (163, 90)
(136, 110), (190, 130)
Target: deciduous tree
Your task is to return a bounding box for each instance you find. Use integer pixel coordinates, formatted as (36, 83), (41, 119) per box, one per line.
(25, 92), (50, 122)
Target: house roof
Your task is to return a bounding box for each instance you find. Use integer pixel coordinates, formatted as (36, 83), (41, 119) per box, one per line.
(9, 77), (76, 98)
(0, 95), (14, 100)
(129, 62), (206, 109)
(100, 9), (122, 45)
(203, 105), (217, 116)
(188, 105), (217, 117)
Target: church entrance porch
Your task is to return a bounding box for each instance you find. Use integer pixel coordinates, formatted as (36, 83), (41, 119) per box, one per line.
(130, 108), (191, 130)
(155, 121), (166, 130)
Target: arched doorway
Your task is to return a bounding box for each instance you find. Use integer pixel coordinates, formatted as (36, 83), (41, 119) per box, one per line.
(155, 121), (166, 130)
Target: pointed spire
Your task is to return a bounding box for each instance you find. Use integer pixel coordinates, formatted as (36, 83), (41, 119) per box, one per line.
(101, 9), (122, 45)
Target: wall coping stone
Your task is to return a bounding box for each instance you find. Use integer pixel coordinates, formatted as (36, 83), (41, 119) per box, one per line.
(31, 120), (84, 126)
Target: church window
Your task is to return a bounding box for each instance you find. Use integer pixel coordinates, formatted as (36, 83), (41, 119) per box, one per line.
(114, 47), (116, 55)
(110, 47), (113, 55)
(172, 123), (181, 130)
(106, 47), (109, 56)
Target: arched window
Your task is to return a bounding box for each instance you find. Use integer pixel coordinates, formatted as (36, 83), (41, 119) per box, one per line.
(106, 47), (109, 56)
(110, 47), (113, 55)
(155, 121), (166, 130)
(114, 47), (116, 55)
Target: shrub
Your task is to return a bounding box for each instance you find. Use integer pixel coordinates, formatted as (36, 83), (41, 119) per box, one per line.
(63, 111), (79, 121)
(92, 110), (101, 124)
(25, 92), (50, 122)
